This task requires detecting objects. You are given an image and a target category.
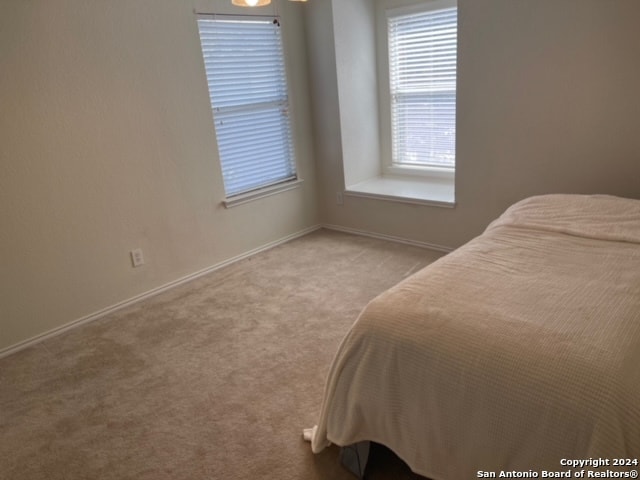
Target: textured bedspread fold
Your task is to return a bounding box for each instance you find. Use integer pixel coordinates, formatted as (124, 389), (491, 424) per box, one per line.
(309, 194), (640, 479)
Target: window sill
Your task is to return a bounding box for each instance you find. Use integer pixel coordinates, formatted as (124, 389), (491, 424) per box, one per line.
(223, 178), (303, 208)
(345, 175), (455, 207)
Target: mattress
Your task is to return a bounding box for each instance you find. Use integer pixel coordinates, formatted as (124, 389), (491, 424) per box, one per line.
(308, 194), (640, 479)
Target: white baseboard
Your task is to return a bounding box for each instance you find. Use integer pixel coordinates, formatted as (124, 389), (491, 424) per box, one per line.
(0, 224), (322, 360)
(0, 223), (448, 359)
(322, 224), (454, 253)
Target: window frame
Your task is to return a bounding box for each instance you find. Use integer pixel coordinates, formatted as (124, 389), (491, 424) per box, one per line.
(196, 12), (301, 206)
(377, 0), (458, 182)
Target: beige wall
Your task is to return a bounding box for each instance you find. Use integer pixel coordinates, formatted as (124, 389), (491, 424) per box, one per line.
(333, 0), (381, 187)
(0, 0), (318, 352)
(307, 0), (640, 250)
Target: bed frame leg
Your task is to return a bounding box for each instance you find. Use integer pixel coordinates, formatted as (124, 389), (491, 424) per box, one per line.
(339, 441), (370, 479)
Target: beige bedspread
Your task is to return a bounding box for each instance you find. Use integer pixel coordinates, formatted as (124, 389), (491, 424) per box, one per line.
(310, 194), (640, 479)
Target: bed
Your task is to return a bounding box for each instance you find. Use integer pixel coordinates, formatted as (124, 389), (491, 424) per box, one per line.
(305, 194), (640, 479)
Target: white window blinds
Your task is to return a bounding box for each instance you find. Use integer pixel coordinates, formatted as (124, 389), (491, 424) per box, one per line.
(197, 15), (297, 197)
(388, 3), (457, 169)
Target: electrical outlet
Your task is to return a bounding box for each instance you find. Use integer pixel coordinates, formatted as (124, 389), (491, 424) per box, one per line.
(130, 248), (144, 267)
(336, 191), (344, 205)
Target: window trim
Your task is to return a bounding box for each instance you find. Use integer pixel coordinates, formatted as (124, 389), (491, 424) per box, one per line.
(377, 0), (458, 180)
(222, 178), (303, 208)
(345, 175), (455, 208)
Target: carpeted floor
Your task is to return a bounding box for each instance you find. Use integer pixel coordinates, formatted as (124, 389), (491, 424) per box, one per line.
(0, 229), (443, 479)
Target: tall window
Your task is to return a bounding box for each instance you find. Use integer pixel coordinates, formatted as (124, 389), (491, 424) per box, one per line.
(197, 15), (297, 198)
(387, 1), (457, 170)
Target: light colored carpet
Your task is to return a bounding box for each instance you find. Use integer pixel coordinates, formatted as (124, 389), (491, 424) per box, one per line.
(0, 229), (443, 479)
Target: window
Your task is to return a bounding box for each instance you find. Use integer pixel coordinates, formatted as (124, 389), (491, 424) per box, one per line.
(196, 15), (297, 199)
(387, 0), (457, 172)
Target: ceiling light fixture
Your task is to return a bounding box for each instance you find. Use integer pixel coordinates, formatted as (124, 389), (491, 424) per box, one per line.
(232, 0), (271, 6)
(231, 0), (307, 6)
